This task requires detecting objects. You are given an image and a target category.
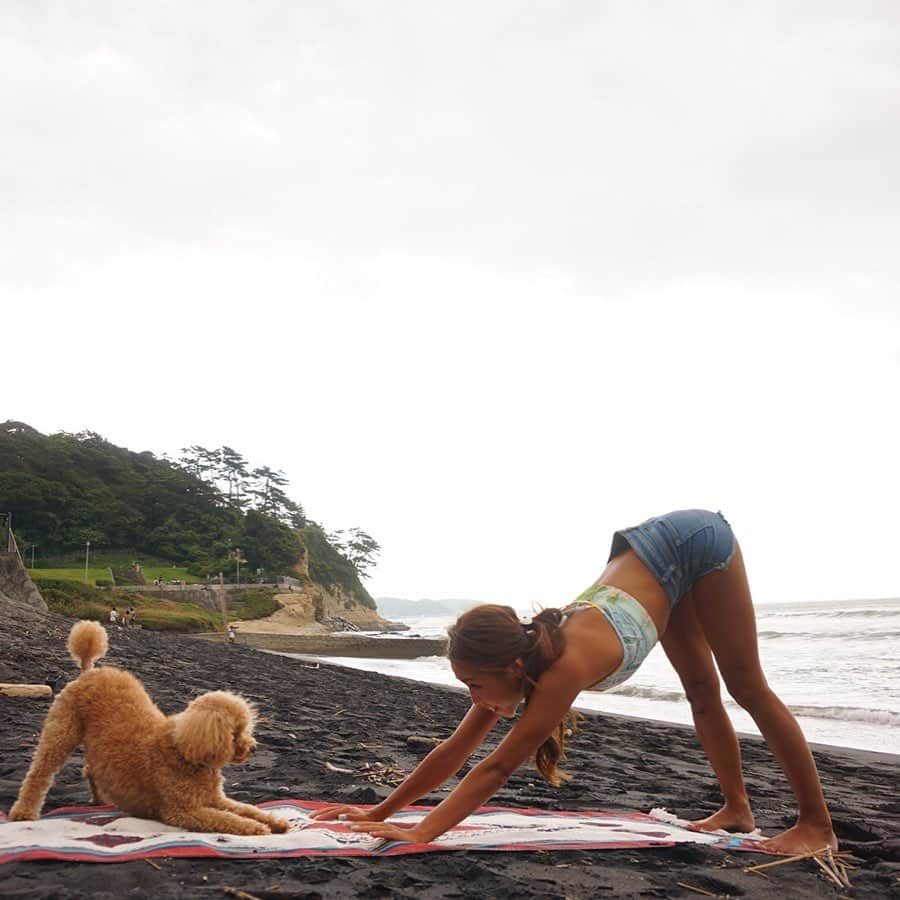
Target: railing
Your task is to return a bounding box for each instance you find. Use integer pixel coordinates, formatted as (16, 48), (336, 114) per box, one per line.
(1, 513), (23, 563)
(9, 528), (23, 565)
(113, 582), (283, 592)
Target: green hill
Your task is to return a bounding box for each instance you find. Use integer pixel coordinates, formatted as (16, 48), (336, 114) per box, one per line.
(0, 421), (375, 609)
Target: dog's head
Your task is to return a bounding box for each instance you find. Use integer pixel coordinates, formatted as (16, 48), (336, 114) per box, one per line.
(172, 691), (258, 768)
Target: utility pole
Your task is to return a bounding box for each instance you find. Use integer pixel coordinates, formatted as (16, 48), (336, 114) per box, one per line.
(218, 570), (227, 640)
(235, 548), (241, 586)
(30, 544), (36, 568)
(84, 540), (91, 583)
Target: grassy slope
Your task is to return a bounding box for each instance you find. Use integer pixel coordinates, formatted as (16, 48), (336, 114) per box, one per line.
(30, 552), (201, 586)
(33, 580), (280, 632)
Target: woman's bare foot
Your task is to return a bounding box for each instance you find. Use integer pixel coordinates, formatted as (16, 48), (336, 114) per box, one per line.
(691, 801), (755, 834)
(758, 821), (838, 855)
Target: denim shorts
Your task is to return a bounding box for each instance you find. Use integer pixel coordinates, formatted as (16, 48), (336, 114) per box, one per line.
(609, 509), (736, 608)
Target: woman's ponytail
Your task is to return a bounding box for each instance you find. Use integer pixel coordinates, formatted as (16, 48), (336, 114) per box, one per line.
(448, 604), (578, 787)
(520, 608), (578, 786)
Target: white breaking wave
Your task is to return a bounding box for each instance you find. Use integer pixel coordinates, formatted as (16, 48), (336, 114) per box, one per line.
(757, 629), (900, 641)
(606, 684), (685, 703)
(606, 687), (900, 727)
(762, 607), (900, 620)
(785, 705), (900, 726)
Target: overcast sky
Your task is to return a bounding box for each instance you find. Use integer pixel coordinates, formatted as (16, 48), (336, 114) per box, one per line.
(3, 2), (899, 608)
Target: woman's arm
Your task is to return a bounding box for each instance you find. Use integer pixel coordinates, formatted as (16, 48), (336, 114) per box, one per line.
(352, 663), (584, 842)
(311, 703), (498, 822)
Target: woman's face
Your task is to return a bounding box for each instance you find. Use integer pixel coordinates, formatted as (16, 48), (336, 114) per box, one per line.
(451, 659), (526, 717)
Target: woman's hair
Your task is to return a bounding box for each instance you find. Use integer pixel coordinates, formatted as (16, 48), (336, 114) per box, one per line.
(447, 604), (578, 786)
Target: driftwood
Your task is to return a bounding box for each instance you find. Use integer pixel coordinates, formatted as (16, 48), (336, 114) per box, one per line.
(0, 683), (53, 698)
(744, 846), (854, 889)
(406, 734), (442, 750)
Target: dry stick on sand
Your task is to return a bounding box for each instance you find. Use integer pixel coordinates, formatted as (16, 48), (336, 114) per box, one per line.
(223, 888), (264, 900)
(675, 883), (718, 897)
(812, 854), (846, 888)
(744, 848), (830, 871)
(744, 847), (853, 889)
(222, 887), (259, 900)
(325, 759), (406, 785)
(0, 683), (53, 698)
(827, 848), (853, 888)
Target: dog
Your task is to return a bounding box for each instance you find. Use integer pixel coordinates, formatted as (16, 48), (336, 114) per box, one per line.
(9, 620), (290, 836)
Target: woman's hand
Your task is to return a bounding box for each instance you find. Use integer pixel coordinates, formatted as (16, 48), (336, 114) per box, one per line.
(309, 804), (381, 823)
(350, 820), (432, 844)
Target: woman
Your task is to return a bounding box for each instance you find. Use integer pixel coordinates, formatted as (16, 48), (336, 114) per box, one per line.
(312, 509), (837, 854)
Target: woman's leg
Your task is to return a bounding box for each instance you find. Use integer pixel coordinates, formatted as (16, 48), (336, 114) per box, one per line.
(661, 592), (755, 832)
(691, 542), (837, 853)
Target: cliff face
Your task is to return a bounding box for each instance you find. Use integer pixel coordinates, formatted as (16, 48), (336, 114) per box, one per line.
(293, 526), (377, 613)
(0, 554), (47, 619)
(232, 582), (396, 634)
(288, 538), (379, 624)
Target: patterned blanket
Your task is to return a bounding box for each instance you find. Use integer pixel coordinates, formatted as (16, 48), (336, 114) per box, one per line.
(0, 802), (763, 862)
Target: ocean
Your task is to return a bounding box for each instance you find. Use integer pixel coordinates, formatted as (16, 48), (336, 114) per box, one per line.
(288, 596), (900, 756)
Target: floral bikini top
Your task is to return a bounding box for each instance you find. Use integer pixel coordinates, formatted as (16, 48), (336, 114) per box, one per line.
(562, 584), (659, 691)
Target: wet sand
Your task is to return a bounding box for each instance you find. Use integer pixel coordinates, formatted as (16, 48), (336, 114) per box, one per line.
(1, 610), (898, 899)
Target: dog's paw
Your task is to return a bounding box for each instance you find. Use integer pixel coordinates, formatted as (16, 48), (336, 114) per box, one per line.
(244, 821), (271, 836)
(8, 803), (39, 821)
(267, 816), (291, 834)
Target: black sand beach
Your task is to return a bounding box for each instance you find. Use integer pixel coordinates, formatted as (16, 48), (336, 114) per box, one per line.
(1, 609), (898, 899)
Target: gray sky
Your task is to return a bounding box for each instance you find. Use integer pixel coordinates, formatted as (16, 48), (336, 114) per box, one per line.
(4, 2), (899, 607)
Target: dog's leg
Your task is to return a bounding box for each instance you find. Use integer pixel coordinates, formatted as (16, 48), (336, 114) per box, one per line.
(9, 693), (82, 820)
(161, 806), (274, 836)
(83, 764), (106, 805)
(217, 798), (291, 833)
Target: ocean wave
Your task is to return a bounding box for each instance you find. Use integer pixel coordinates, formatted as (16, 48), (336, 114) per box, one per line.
(826, 608), (900, 618)
(758, 629), (900, 641)
(604, 686), (900, 728)
(606, 684), (685, 703)
(761, 608), (900, 620)
(787, 704), (900, 726)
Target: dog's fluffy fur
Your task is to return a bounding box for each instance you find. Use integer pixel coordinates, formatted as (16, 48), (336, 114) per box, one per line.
(9, 620), (289, 835)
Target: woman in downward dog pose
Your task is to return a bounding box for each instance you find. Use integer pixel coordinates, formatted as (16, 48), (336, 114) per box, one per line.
(313, 509), (837, 854)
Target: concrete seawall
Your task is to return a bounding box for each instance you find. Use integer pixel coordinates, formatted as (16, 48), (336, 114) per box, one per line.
(190, 631), (448, 659)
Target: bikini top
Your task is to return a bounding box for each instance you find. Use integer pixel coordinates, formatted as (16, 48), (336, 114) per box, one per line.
(561, 584), (659, 691)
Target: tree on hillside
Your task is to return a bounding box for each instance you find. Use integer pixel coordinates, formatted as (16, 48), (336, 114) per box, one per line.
(78, 527), (108, 548)
(219, 446), (249, 508)
(241, 510), (304, 574)
(250, 466), (288, 515)
(178, 445), (222, 488)
(328, 527), (382, 579)
(176, 448), (307, 525)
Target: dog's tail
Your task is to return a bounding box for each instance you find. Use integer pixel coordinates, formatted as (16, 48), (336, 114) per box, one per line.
(67, 620), (109, 673)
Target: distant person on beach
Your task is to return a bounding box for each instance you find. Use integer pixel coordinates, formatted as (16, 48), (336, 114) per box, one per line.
(108, 607), (118, 627)
(313, 509), (837, 855)
(228, 624), (237, 644)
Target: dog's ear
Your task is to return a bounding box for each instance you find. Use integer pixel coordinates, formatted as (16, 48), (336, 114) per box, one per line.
(172, 700), (233, 767)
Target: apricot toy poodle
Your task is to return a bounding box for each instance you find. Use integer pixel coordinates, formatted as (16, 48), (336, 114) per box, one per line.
(9, 620), (290, 836)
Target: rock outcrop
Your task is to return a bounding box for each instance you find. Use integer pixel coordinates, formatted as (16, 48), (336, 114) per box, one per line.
(233, 582), (404, 634)
(0, 553), (47, 618)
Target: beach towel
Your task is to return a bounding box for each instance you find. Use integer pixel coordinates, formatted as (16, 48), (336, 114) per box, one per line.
(0, 801), (763, 862)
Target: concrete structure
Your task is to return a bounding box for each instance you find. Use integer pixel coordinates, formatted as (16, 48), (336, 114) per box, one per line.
(190, 631), (448, 659)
